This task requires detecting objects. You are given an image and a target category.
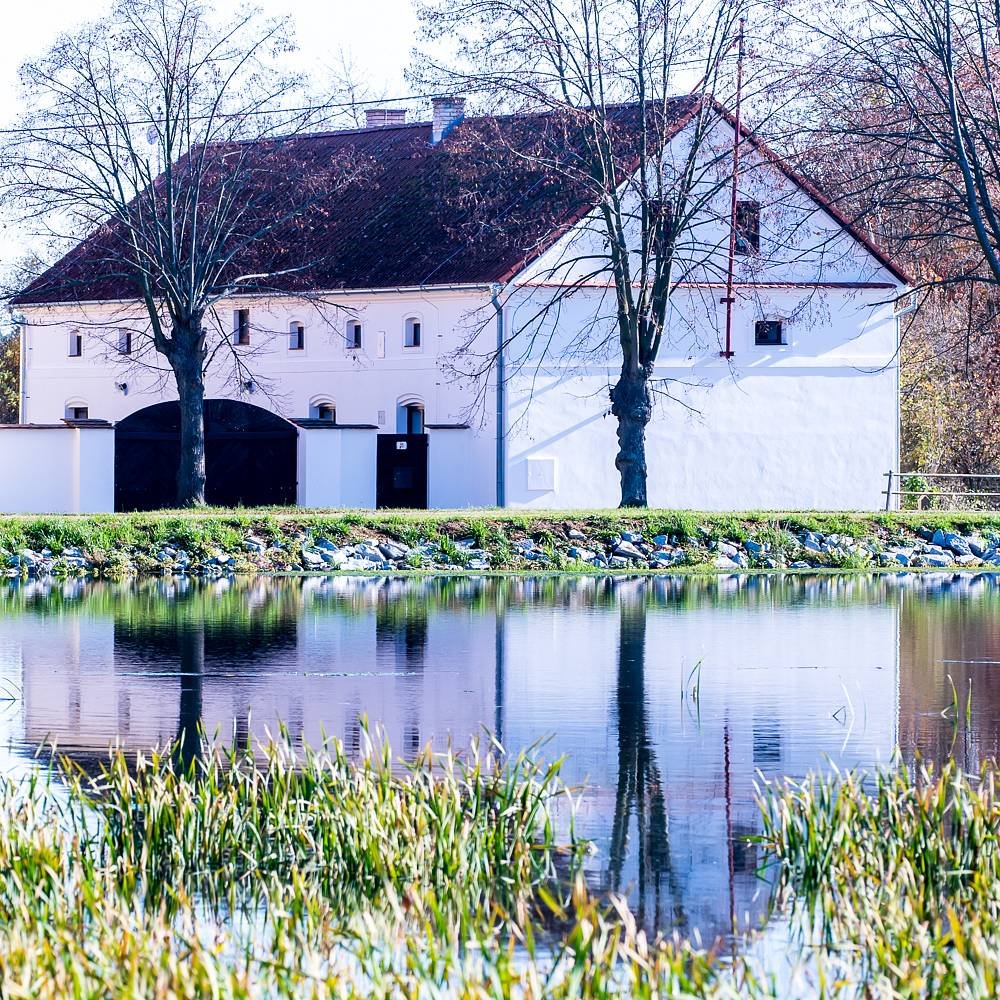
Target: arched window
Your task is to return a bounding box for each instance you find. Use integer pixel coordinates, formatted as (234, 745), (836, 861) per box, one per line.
(346, 320), (362, 350)
(289, 321), (305, 351)
(64, 401), (89, 420)
(309, 399), (336, 421)
(68, 330), (83, 357)
(396, 398), (424, 434)
(404, 317), (422, 348)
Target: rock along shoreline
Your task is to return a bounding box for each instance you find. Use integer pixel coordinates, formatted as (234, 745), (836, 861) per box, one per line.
(4, 512), (1000, 581)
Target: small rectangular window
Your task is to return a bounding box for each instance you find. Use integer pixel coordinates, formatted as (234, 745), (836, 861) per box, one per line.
(290, 323), (305, 351)
(70, 406), (89, 420)
(735, 200), (760, 255)
(234, 309), (251, 346)
(68, 332), (83, 357)
(346, 321), (362, 350)
(316, 404), (335, 421)
(118, 330), (132, 355)
(404, 319), (421, 348)
(754, 320), (784, 346)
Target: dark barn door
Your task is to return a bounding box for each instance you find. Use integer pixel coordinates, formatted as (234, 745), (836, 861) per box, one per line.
(115, 399), (297, 511)
(376, 434), (428, 509)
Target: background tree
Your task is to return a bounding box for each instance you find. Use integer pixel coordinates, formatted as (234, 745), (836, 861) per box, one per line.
(781, 0), (1000, 490)
(3, 0), (349, 506)
(0, 329), (18, 424)
(416, 0), (781, 506)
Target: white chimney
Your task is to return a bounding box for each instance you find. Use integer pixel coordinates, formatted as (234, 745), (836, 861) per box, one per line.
(365, 108), (407, 128)
(431, 97), (465, 144)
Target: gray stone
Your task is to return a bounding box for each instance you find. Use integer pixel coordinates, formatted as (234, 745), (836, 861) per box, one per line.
(969, 537), (990, 558)
(300, 549), (326, 568)
(566, 527), (587, 541)
(613, 541), (645, 561)
(608, 555), (630, 569)
(378, 541), (410, 561)
(515, 538), (535, 552)
(956, 554), (981, 566)
(714, 554), (739, 570)
(313, 537), (340, 553)
(745, 539), (766, 557)
(932, 528), (948, 548)
(922, 553), (952, 568)
(568, 546), (596, 562)
(591, 554), (609, 568)
(789, 560), (811, 569)
(243, 536), (267, 553)
(467, 559), (489, 570)
(652, 534), (669, 547)
(620, 530), (644, 544)
(800, 533), (823, 553)
(717, 541), (740, 558)
(945, 532), (972, 557)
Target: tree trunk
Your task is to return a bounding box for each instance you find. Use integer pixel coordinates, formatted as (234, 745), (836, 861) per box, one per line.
(610, 367), (653, 508)
(172, 339), (207, 507)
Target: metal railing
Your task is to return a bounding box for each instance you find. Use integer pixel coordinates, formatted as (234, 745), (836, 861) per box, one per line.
(884, 470), (1000, 511)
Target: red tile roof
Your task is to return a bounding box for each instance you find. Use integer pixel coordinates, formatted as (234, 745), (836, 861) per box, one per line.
(13, 97), (906, 305)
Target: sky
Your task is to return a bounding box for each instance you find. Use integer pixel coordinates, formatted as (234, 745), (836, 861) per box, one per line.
(0, 0), (419, 128)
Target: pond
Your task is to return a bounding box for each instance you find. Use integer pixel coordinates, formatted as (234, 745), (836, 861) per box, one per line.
(0, 571), (997, 948)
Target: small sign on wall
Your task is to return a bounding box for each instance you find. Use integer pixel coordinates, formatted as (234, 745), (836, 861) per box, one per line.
(525, 457), (557, 492)
(396, 441), (408, 451)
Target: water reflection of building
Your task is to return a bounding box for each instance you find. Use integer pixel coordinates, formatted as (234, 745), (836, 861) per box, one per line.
(1, 573), (908, 943)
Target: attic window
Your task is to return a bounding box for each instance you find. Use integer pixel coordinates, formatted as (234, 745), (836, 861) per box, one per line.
(69, 406), (89, 420)
(234, 309), (251, 346)
(735, 200), (760, 255)
(289, 322), (305, 351)
(754, 320), (784, 346)
(68, 331), (83, 357)
(118, 330), (132, 355)
(404, 317), (421, 348)
(316, 404), (336, 421)
(346, 321), (362, 350)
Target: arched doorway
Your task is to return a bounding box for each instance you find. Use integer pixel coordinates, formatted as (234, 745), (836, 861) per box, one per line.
(115, 399), (297, 510)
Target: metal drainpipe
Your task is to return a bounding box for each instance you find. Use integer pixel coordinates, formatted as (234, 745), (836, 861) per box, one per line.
(17, 321), (27, 423)
(491, 285), (506, 507)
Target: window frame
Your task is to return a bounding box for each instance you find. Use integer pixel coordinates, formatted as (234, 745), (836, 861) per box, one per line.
(346, 320), (363, 351)
(289, 321), (305, 352)
(753, 319), (785, 348)
(316, 403), (336, 422)
(404, 316), (422, 349)
(233, 308), (251, 347)
(68, 330), (83, 358)
(117, 329), (133, 355)
(734, 200), (761, 256)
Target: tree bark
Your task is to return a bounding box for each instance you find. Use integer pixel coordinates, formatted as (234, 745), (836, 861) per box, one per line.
(610, 367), (653, 508)
(171, 335), (207, 507)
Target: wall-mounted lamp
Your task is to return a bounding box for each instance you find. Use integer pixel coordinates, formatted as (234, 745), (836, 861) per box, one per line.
(243, 379), (256, 394)
(115, 381), (129, 395)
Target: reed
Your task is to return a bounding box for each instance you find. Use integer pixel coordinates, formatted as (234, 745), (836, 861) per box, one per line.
(758, 760), (1000, 996)
(0, 734), (763, 997)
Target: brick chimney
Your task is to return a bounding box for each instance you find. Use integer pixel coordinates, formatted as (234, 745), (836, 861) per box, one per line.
(365, 108), (407, 128)
(431, 97), (465, 144)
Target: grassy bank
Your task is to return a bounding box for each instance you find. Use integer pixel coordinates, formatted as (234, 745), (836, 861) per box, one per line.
(4, 508), (1000, 578)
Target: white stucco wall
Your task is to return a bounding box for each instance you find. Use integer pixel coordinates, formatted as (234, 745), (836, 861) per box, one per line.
(0, 425), (114, 513)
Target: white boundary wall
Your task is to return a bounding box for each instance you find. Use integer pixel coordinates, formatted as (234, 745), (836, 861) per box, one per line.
(0, 426), (114, 513)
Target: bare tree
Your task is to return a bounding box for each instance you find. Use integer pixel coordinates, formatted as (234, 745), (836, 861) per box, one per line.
(3, 0), (351, 506)
(415, 0), (782, 506)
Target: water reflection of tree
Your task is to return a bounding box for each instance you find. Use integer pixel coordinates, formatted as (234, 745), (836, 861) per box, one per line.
(607, 592), (682, 930)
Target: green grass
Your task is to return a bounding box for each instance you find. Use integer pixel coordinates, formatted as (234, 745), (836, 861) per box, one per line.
(0, 733), (756, 998)
(759, 760), (1000, 997)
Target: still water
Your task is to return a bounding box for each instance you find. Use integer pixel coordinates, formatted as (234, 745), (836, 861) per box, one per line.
(1, 572), (998, 945)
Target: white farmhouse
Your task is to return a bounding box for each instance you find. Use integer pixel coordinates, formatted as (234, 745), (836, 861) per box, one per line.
(4, 97), (908, 513)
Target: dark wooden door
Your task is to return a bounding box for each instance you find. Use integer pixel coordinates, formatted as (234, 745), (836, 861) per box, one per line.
(115, 399), (297, 511)
(376, 434), (428, 509)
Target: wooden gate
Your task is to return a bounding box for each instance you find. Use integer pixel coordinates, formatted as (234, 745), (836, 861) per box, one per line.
(115, 399), (297, 511)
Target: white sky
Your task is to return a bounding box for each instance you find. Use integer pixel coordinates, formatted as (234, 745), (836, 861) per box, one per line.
(0, 0), (419, 125)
